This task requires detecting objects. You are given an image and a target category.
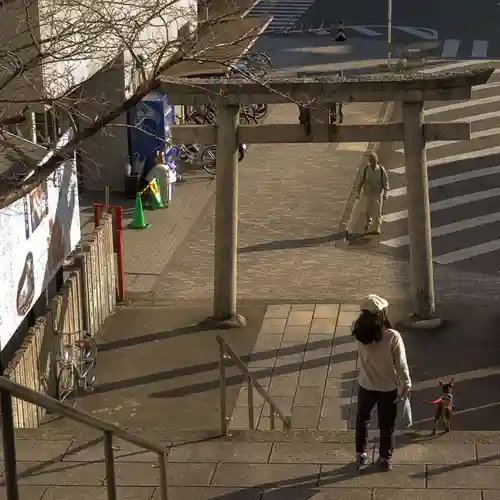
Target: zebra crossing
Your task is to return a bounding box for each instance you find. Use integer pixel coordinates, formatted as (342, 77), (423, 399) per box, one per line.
(377, 60), (500, 274)
(440, 39), (490, 59)
(246, 0), (315, 32)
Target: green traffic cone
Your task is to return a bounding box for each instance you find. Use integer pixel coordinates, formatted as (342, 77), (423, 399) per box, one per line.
(129, 193), (151, 230)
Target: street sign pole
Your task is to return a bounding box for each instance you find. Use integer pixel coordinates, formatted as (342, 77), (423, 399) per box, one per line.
(388, 0), (393, 68)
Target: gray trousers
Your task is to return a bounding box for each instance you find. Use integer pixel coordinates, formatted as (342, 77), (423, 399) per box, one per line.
(364, 193), (383, 230)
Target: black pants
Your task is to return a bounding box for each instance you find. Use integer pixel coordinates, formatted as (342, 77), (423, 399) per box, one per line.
(355, 386), (398, 459)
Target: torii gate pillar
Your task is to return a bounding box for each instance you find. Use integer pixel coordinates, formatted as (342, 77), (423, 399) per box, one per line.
(402, 100), (436, 321)
(204, 104), (247, 329)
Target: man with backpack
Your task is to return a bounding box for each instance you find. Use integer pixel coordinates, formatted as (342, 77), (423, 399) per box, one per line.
(355, 152), (389, 235)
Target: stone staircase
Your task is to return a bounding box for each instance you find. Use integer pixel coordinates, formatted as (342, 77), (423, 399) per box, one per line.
(8, 427), (500, 499)
(5, 300), (500, 498)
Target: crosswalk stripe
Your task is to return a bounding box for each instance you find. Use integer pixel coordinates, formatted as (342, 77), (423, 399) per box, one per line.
(388, 165), (500, 198)
(424, 95), (500, 116)
(392, 145), (500, 174)
(395, 126), (500, 154)
(434, 239), (500, 264)
(247, 0), (314, 30)
(441, 39), (460, 58)
(381, 212), (500, 248)
(475, 78), (500, 91)
(471, 40), (489, 58)
(418, 60), (497, 74)
(382, 187), (500, 222)
(396, 27), (437, 40)
(426, 145), (500, 167)
(350, 26), (382, 36)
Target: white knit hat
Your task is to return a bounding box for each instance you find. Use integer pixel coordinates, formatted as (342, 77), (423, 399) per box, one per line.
(360, 294), (388, 313)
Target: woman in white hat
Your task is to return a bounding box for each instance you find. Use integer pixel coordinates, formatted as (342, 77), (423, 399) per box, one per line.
(352, 294), (411, 471)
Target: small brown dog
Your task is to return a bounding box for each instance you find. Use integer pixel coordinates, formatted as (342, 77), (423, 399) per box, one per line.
(428, 378), (455, 435)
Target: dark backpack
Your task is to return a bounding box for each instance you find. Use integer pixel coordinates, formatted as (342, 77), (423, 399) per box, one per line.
(363, 164), (385, 187)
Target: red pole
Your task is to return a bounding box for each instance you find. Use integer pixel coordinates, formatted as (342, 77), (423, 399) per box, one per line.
(93, 203), (104, 227)
(112, 206), (126, 301)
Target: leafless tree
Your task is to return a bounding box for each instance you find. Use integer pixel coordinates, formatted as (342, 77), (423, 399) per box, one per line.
(0, 0), (268, 197)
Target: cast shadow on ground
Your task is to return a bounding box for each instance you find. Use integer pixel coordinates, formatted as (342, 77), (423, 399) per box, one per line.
(90, 338), (350, 395)
(98, 323), (211, 352)
(148, 347), (356, 399)
(238, 232), (344, 254)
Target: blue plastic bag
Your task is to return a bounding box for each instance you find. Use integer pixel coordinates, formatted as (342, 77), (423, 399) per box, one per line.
(398, 396), (413, 428)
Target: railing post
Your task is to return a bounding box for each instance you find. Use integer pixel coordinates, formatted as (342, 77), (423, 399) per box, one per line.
(270, 408), (276, 430)
(1, 386), (19, 500)
(247, 379), (255, 430)
(218, 340), (228, 436)
(158, 452), (168, 500)
(103, 431), (117, 500)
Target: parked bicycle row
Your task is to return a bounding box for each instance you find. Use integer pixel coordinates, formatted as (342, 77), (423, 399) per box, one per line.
(171, 52), (272, 176)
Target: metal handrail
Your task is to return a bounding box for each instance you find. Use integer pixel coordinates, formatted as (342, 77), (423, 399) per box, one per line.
(0, 376), (168, 500)
(216, 334), (291, 434)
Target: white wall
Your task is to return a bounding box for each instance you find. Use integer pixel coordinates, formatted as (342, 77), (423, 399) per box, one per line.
(37, 0), (197, 99)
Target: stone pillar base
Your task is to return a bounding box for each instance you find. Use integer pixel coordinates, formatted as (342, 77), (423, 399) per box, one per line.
(200, 314), (247, 330)
(404, 314), (445, 330)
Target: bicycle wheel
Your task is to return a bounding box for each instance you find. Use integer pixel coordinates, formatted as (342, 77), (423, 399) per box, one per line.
(201, 145), (216, 176)
(240, 112), (257, 125)
(252, 52), (272, 68)
(79, 336), (98, 373)
(246, 53), (271, 77)
(253, 104), (268, 121)
(186, 112), (212, 124)
(57, 364), (77, 403)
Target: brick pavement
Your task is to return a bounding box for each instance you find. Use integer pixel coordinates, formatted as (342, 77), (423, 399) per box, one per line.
(79, 166), (216, 295)
(152, 103), (500, 306)
(228, 302), (500, 434)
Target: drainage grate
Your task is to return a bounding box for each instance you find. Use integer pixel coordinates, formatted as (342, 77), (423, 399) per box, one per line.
(348, 236), (372, 246)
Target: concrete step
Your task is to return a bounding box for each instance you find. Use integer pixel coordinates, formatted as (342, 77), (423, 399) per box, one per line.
(6, 430), (500, 498)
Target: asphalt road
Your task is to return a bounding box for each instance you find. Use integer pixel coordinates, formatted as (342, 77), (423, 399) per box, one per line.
(358, 60), (500, 276)
(295, 0), (500, 53)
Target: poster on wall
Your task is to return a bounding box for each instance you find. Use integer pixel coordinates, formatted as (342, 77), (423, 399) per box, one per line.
(0, 157), (81, 349)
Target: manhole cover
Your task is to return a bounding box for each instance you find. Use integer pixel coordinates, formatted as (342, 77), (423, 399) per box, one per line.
(348, 236), (372, 246)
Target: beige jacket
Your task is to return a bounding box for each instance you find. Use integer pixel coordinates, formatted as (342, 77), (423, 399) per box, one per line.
(355, 164), (389, 197)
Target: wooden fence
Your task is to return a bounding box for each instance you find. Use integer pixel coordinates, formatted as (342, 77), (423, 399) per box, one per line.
(4, 214), (117, 428)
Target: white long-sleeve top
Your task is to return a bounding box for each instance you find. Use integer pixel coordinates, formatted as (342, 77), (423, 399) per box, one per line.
(356, 328), (411, 392)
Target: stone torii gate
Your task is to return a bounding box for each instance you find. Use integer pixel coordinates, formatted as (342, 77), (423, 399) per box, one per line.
(161, 69), (493, 328)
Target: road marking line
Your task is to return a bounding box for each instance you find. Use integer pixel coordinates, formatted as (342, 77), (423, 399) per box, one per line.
(388, 165), (500, 197)
(381, 212), (500, 248)
(434, 239), (500, 264)
(417, 60), (497, 73)
(471, 40), (489, 58)
(426, 145), (500, 167)
(396, 27), (436, 39)
(395, 126), (500, 154)
(392, 145), (500, 174)
(349, 26), (382, 36)
(382, 187), (500, 222)
(441, 39), (460, 58)
(475, 78), (500, 91)
(391, 118), (500, 174)
(424, 95), (500, 116)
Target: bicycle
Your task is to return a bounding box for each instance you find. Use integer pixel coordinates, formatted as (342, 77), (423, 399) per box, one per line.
(234, 52), (272, 78)
(56, 332), (97, 404)
(242, 104), (269, 121)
